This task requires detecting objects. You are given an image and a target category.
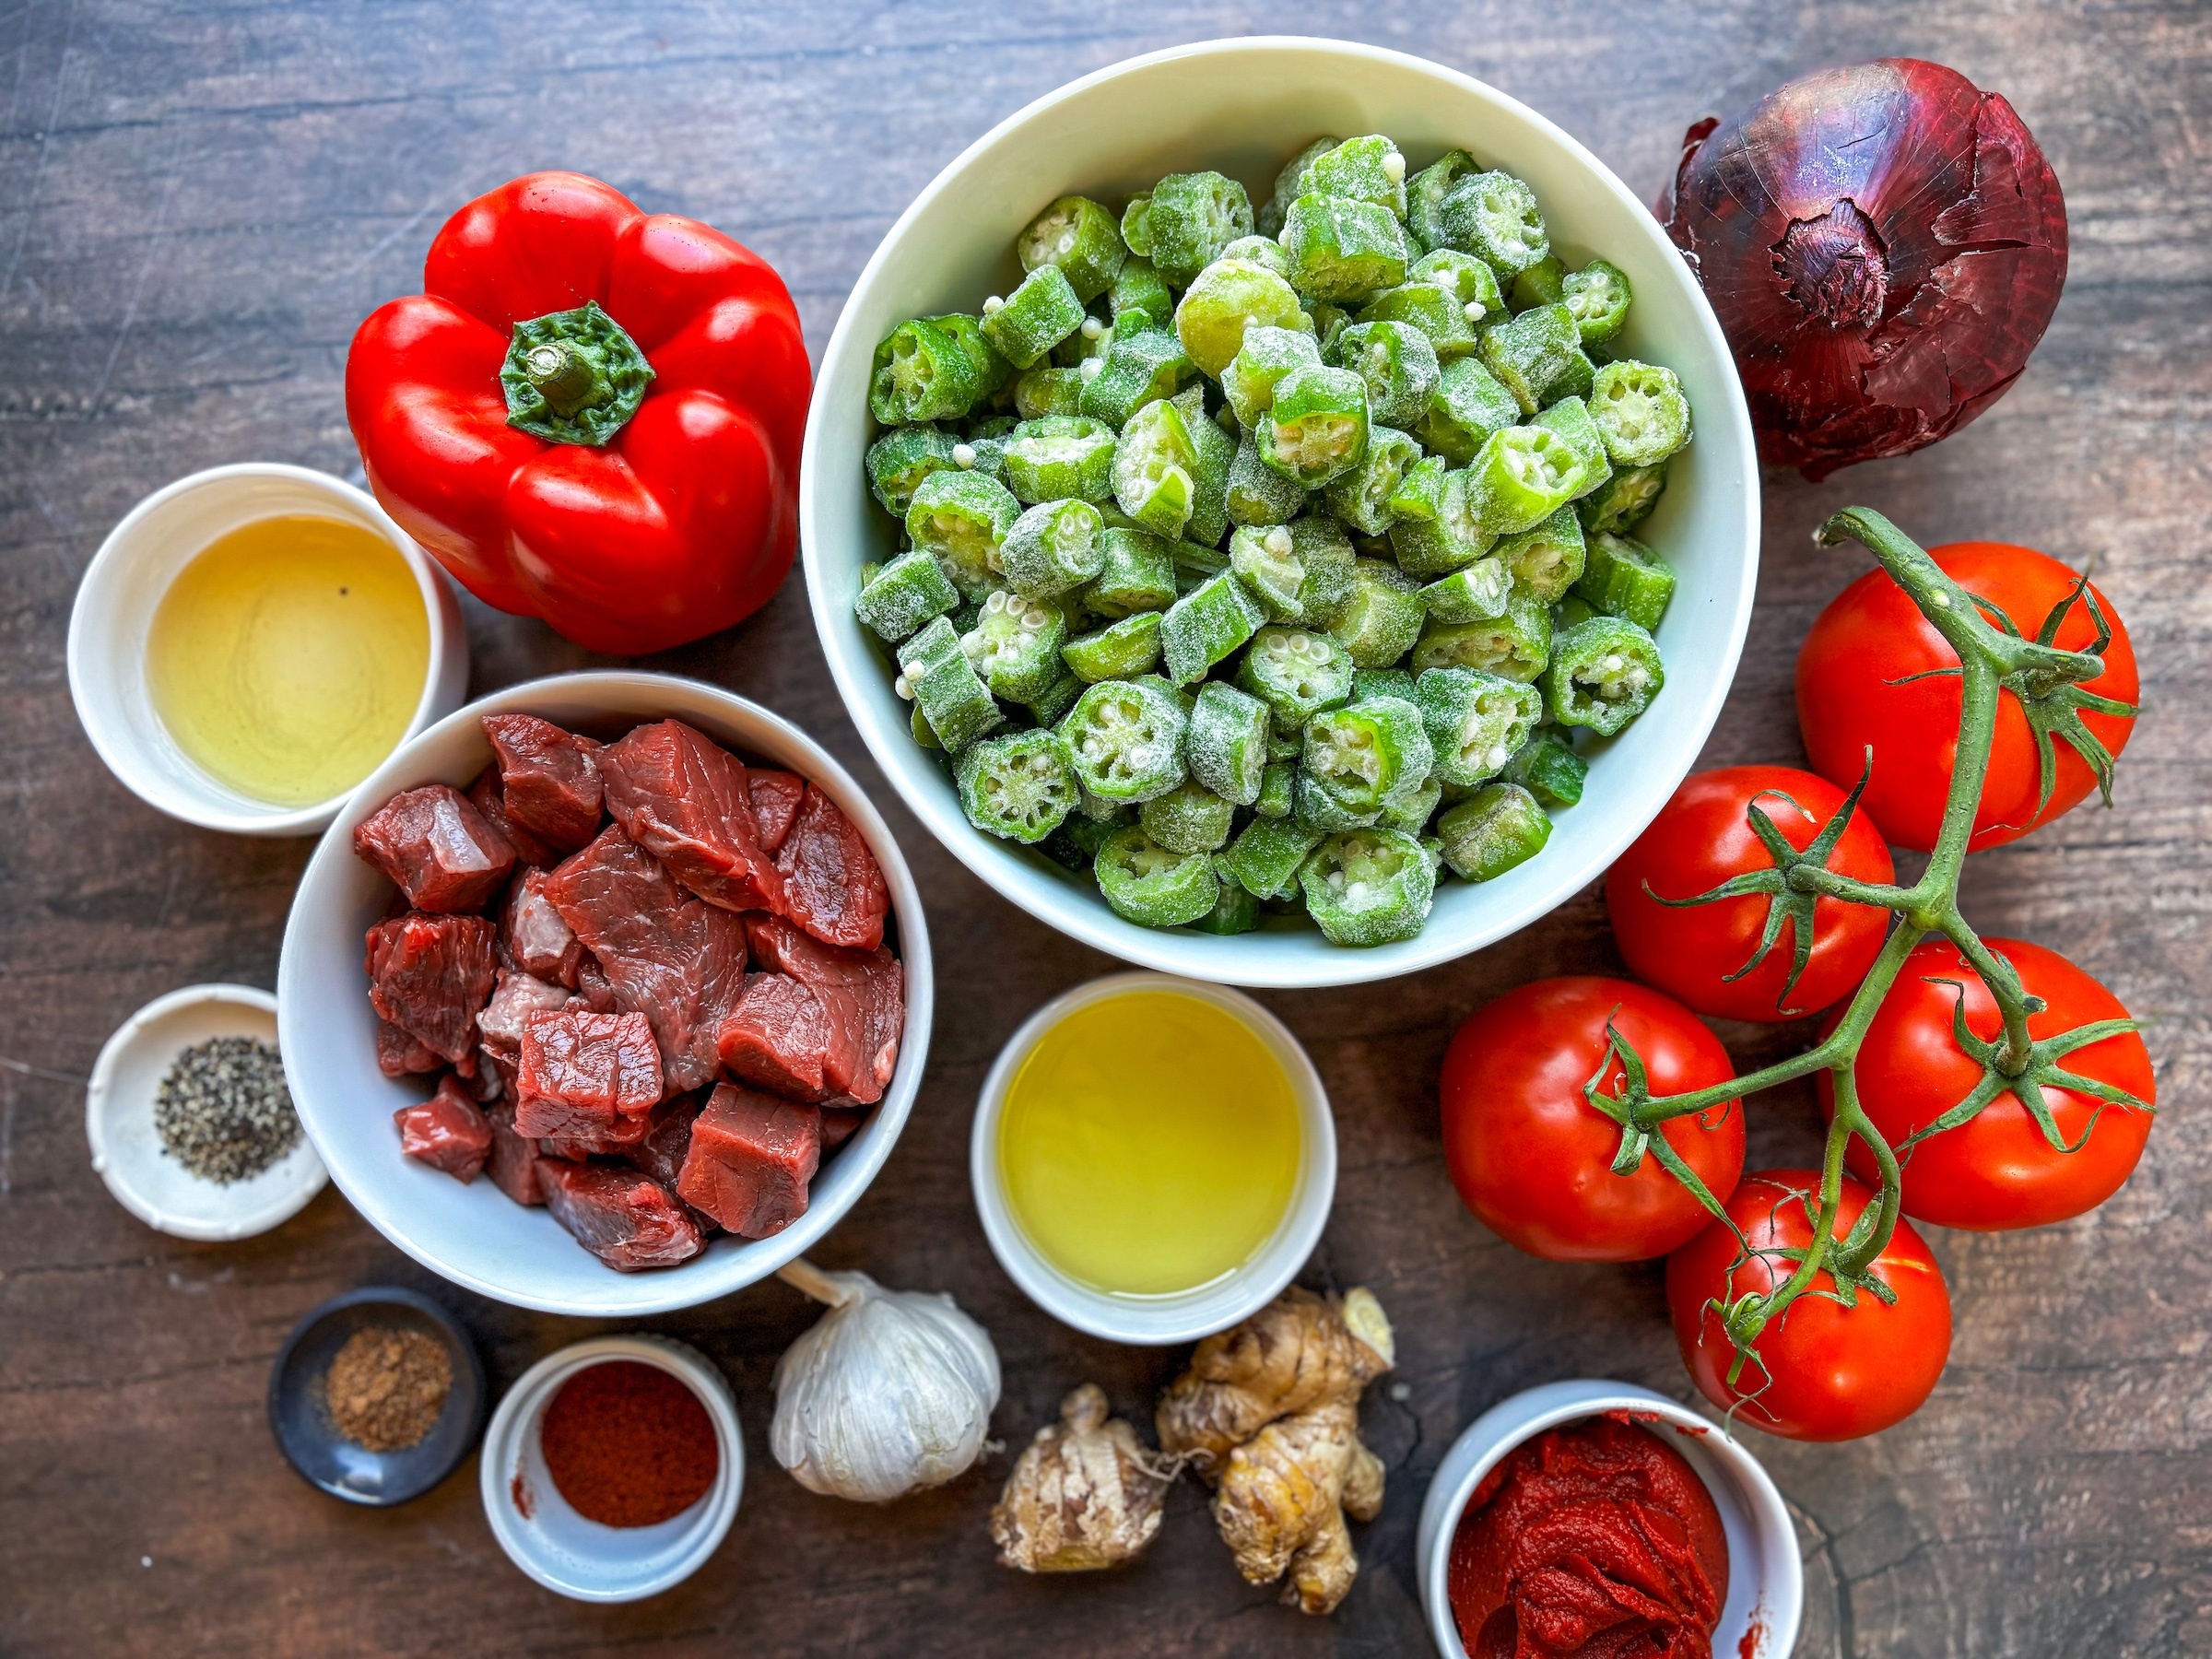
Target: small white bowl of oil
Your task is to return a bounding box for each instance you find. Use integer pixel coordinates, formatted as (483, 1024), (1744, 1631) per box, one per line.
(971, 971), (1336, 1345)
(68, 462), (468, 837)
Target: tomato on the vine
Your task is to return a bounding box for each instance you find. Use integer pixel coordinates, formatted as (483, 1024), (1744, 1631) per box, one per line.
(1606, 766), (1896, 1022)
(1795, 541), (2137, 853)
(1823, 936), (2156, 1230)
(1440, 978), (1743, 1263)
(1667, 1169), (1951, 1441)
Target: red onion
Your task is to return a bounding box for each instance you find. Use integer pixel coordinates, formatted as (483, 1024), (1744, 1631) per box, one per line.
(1659, 60), (2066, 480)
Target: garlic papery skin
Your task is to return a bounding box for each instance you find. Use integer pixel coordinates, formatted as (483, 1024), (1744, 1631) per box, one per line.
(771, 1259), (1002, 1503)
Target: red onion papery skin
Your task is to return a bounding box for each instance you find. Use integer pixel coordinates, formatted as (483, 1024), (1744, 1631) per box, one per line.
(1658, 59), (2067, 481)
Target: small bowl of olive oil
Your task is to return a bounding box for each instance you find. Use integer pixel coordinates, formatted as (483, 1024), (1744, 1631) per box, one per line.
(68, 463), (467, 836)
(971, 971), (1337, 1345)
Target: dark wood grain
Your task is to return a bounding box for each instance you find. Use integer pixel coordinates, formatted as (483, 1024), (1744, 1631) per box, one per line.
(3, 3), (2207, 1654)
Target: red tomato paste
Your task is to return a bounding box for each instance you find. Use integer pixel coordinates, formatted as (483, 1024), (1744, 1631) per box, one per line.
(1448, 1414), (1729, 1658)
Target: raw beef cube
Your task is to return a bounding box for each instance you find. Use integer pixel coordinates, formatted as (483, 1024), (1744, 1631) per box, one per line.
(537, 1160), (706, 1271)
(500, 867), (584, 986)
(820, 1105), (866, 1152)
(744, 914), (904, 1105)
(354, 784), (516, 912)
(717, 972), (833, 1101)
(535, 1112), (653, 1159)
(677, 1085), (821, 1238)
(748, 770), (807, 854)
(394, 1075), (493, 1182)
(543, 826), (748, 1090)
(365, 912), (498, 1065)
(599, 719), (782, 912)
(484, 1103), (548, 1206)
(574, 952), (619, 1012)
(773, 784), (890, 952)
(376, 1018), (441, 1077)
(484, 712), (604, 853)
(625, 1094), (703, 1191)
(514, 1008), (662, 1138)
(477, 968), (573, 1063)
(468, 768), (553, 867)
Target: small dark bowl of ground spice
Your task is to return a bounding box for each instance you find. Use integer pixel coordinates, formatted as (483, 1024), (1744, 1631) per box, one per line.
(268, 1286), (487, 1505)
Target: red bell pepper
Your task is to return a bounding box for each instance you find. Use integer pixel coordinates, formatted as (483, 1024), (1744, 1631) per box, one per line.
(346, 172), (810, 656)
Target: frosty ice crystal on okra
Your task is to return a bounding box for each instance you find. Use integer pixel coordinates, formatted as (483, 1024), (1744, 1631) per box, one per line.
(855, 130), (1694, 945)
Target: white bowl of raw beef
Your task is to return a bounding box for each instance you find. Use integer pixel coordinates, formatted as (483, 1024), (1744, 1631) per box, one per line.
(800, 37), (1759, 989)
(276, 667), (933, 1318)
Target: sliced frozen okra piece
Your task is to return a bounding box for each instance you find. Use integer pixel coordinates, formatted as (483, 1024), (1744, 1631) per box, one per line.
(1494, 506), (1587, 604)
(1325, 418), (1422, 535)
(981, 265), (1087, 371)
(958, 416), (1018, 488)
(1139, 778), (1236, 854)
(1060, 609), (1164, 682)
(1223, 325), (1324, 429)
(1111, 397), (1197, 537)
(1019, 195), (1128, 304)
(1589, 359), (1692, 466)
(1002, 415), (1117, 505)
(1265, 136), (1340, 231)
(1327, 321), (1440, 432)
(1413, 666), (1543, 788)
(1237, 623), (1356, 726)
(1082, 527), (1177, 618)
(865, 425), (959, 517)
(1027, 670), (1086, 729)
(1304, 135), (1407, 218)
(1219, 233), (1297, 281)
(897, 615), (1002, 753)
(855, 548), (959, 642)
(1388, 468), (1492, 577)
(1257, 363), (1370, 488)
(1187, 863), (1261, 935)
(1417, 356), (1521, 466)
(905, 468), (1020, 600)
(1544, 615), (1665, 735)
(1171, 385), (1236, 549)
(1437, 171), (1549, 278)
(1573, 533), (1676, 631)
(956, 728), (1078, 843)
(870, 318), (982, 425)
(1327, 558), (1427, 667)
(998, 499), (1105, 600)
(1377, 771), (1442, 834)
(1293, 768), (1380, 832)
(930, 313), (1014, 404)
(1299, 828), (1435, 947)
(1504, 728), (1587, 806)
(1162, 571), (1266, 686)
(1578, 461), (1667, 535)
(1413, 249), (1506, 322)
(1078, 326), (1195, 430)
(1469, 425), (1590, 539)
(1509, 255), (1566, 312)
(1185, 679), (1271, 806)
(1354, 666), (1416, 703)
(1094, 826), (1219, 927)
(1413, 592), (1552, 682)
(1560, 258), (1631, 346)
(1223, 814), (1322, 900)
(962, 589), (1071, 702)
(1254, 759), (1296, 819)
(1417, 554), (1512, 624)
(1175, 257), (1310, 379)
(1226, 434), (1308, 527)
(1405, 148), (1481, 253)
(1477, 301), (1594, 415)
(1056, 677), (1188, 804)
(1435, 783), (1550, 881)
(1229, 515), (1356, 625)
(1357, 280), (1477, 361)
(1387, 452), (1448, 523)
(1279, 193), (1410, 302)
(1110, 256), (1174, 325)
(1303, 695), (1433, 813)
(1146, 171), (1256, 288)
(1015, 366), (1086, 420)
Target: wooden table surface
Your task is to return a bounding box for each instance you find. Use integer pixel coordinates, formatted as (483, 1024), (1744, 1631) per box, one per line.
(5, 3), (2207, 1654)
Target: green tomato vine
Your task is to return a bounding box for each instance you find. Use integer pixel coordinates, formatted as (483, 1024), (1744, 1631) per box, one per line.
(1586, 507), (2152, 1401)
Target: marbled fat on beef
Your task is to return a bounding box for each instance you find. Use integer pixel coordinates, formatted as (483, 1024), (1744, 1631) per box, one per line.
(747, 770), (806, 853)
(365, 912), (497, 1064)
(536, 1160), (705, 1271)
(744, 914), (903, 1105)
(772, 784), (889, 951)
(354, 784), (516, 912)
(542, 826), (747, 1090)
(483, 713), (604, 853)
(677, 1085), (821, 1238)
(598, 719), (782, 912)
(500, 867), (583, 986)
(513, 1008), (662, 1138)
(468, 768), (553, 867)
(394, 1075), (493, 1182)
(477, 968), (573, 1063)
(716, 972), (833, 1100)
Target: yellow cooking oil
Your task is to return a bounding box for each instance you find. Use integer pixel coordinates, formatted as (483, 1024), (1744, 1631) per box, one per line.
(997, 989), (1302, 1297)
(146, 514), (429, 806)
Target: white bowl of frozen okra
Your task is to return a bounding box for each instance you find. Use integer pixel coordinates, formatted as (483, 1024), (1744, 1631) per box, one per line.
(800, 36), (1758, 990)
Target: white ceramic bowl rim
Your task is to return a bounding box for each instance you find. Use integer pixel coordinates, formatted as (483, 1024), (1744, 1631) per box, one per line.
(65, 461), (465, 836)
(276, 670), (935, 1316)
(969, 970), (1335, 1345)
(800, 36), (1759, 989)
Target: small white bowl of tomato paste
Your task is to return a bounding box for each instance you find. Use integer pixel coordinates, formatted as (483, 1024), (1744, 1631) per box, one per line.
(1416, 1379), (1801, 1658)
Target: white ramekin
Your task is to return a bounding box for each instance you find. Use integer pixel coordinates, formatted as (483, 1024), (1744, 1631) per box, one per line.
(1416, 1379), (1803, 1658)
(67, 462), (468, 837)
(970, 971), (1335, 1345)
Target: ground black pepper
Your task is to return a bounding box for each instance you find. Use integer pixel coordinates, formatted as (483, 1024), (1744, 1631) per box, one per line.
(154, 1035), (300, 1183)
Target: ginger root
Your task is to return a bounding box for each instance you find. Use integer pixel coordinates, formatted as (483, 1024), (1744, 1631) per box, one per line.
(1156, 1286), (1394, 1615)
(991, 1383), (1176, 1573)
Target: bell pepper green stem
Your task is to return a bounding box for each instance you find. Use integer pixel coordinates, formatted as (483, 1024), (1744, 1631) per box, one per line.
(502, 300), (655, 446)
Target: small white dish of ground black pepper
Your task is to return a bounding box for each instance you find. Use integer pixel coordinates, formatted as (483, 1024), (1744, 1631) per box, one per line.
(87, 983), (326, 1240)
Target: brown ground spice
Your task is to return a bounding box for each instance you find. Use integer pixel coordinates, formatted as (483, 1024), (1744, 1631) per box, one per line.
(324, 1327), (453, 1452)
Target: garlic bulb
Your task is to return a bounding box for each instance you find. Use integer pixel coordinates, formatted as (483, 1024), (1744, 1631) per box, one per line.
(770, 1258), (1001, 1503)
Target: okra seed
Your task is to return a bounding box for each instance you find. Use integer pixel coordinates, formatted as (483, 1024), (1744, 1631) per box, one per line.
(893, 673), (913, 699)
(900, 660), (924, 678)
(1600, 654), (1624, 674)
(1265, 527), (1293, 558)
(1382, 151), (1406, 182)
(1057, 231), (1077, 256)
(1080, 316), (1105, 340)
(1347, 880), (1371, 903)
(1464, 300), (1486, 324)
(982, 295), (1005, 314)
(952, 441), (978, 467)
(1487, 745), (1509, 770)
(1079, 358), (1104, 382)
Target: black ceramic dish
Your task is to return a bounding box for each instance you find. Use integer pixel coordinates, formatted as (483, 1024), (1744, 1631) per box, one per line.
(267, 1285), (487, 1505)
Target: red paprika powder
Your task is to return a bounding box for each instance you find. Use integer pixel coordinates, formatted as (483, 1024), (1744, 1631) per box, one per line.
(539, 1360), (719, 1527)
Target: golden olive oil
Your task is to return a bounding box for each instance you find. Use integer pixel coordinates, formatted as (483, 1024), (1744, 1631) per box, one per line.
(146, 514), (429, 806)
(997, 989), (1302, 1297)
